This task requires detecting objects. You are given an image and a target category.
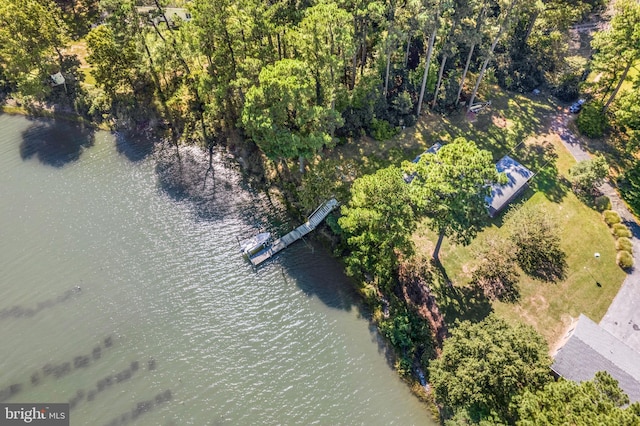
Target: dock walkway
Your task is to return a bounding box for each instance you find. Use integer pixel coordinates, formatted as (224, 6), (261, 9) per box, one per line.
(248, 198), (339, 266)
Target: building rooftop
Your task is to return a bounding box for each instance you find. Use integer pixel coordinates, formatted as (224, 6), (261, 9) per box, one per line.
(552, 314), (640, 403)
(485, 155), (533, 217)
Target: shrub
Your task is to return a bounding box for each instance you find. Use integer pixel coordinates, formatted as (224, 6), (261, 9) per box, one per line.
(612, 223), (632, 239)
(577, 101), (608, 138)
(471, 238), (520, 302)
(594, 195), (612, 212)
(505, 204), (567, 282)
(616, 237), (633, 254)
(370, 118), (398, 141)
(617, 251), (634, 270)
(618, 162), (640, 217)
(568, 155), (608, 196)
(603, 210), (621, 226)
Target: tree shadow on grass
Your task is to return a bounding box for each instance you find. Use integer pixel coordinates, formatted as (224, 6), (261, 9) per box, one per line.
(520, 247), (568, 283)
(19, 118), (95, 167)
(431, 262), (493, 324)
(520, 142), (568, 203)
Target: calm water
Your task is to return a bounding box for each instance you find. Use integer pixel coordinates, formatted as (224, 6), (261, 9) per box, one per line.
(0, 114), (434, 425)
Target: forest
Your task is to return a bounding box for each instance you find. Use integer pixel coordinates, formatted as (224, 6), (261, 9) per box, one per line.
(2, 0), (640, 424)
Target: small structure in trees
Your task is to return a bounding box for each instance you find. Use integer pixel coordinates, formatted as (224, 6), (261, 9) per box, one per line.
(552, 314), (640, 403)
(485, 155), (533, 217)
(403, 142), (442, 183)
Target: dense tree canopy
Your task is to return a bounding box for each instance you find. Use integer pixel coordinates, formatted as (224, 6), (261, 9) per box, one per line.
(338, 165), (417, 287)
(241, 59), (342, 166)
(404, 137), (499, 259)
(0, 0), (70, 97)
(517, 372), (640, 425)
(590, 0), (640, 112)
(429, 314), (552, 423)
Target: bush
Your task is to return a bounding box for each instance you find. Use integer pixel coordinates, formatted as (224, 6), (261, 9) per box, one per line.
(616, 237), (633, 254)
(617, 251), (634, 270)
(471, 238), (520, 302)
(568, 155), (608, 196)
(603, 210), (621, 226)
(594, 195), (612, 212)
(612, 223), (632, 239)
(577, 101), (608, 138)
(618, 162), (640, 217)
(370, 118), (398, 141)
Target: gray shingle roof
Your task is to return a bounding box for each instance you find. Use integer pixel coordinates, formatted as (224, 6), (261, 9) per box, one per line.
(552, 314), (640, 403)
(485, 155), (533, 217)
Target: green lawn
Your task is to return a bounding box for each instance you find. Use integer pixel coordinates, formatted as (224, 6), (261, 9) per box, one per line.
(406, 90), (626, 347)
(322, 84), (627, 347)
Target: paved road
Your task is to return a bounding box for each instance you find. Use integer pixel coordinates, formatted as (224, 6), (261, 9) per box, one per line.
(552, 111), (640, 352)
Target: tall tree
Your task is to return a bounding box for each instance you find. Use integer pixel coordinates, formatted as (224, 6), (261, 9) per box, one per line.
(241, 59), (342, 172)
(455, 0), (488, 106)
(404, 137), (499, 260)
(429, 314), (552, 423)
(86, 24), (139, 96)
(0, 0), (70, 98)
(416, 0), (443, 116)
(338, 165), (417, 287)
(591, 0), (640, 112)
(291, 2), (354, 105)
(467, 0), (522, 111)
(517, 372), (640, 425)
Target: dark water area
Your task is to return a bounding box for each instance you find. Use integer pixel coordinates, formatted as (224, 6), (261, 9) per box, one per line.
(0, 113), (434, 425)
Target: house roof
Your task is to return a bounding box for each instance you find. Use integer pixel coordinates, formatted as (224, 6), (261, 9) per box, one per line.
(411, 142), (442, 164)
(552, 314), (640, 403)
(485, 155), (533, 216)
(404, 143), (442, 183)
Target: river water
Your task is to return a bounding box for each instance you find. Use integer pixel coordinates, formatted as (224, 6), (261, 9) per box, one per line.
(0, 114), (434, 425)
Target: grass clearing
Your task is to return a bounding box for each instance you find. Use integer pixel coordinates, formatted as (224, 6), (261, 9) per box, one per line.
(323, 83), (626, 347)
(412, 109), (626, 347)
(64, 39), (95, 87)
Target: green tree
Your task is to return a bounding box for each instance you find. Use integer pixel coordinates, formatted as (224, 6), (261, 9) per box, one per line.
(505, 203), (567, 282)
(86, 25), (139, 96)
(404, 137), (499, 260)
(614, 79), (640, 152)
(577, 100), (609, 138)
(471, 237), (520, 301)
(429, 314), (552, 423)
(517, 372), (640, 425)
(0, 0), (70, 98)
(291, 1), (354, 105)
(241, 59), (343, 172)
(338, 166), (417, 288)
(618, 161), (640, 217)
(568, 155), (609, 196)
(467, 0), (524, 110)
(590, 0), (640, 112)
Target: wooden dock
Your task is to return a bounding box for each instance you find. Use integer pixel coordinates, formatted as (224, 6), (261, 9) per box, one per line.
(247, 198), (339, 266)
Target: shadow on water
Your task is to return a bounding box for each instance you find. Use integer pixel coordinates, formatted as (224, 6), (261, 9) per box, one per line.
(154, 145), (287, 228)
(115, 130), (155, 163)
(277, 240), (360, 312)
(19, 118), (95, 167)
(153, 144), (361, 312)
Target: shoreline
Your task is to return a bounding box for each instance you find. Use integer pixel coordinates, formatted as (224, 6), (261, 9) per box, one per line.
(0, 100), (111, 131)
(0, 100), (442, 420)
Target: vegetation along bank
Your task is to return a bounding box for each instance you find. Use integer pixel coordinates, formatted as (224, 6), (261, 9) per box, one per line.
(2, 0), (640, 423)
